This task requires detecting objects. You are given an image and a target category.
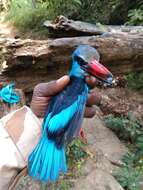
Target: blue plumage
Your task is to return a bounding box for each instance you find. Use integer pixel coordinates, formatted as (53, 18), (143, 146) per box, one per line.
(28, 77), (88, 181)
(28, 45), (113, 182)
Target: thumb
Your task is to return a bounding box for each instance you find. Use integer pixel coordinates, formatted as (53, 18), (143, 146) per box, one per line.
(34, 75), (70, 97)
(56, 75), (70, 94)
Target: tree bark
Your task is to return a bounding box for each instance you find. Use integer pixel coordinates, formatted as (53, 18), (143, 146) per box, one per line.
(0, 32), (143, 93)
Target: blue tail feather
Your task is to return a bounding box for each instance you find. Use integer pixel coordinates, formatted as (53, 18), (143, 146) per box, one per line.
(60, 148), (67, 172)
(40, 140), (54, 181)
(28, 138), (45, 177)
(50, 146), (60, 181)
(28, 136), (67, 182)
(42, 113), (52, 131)
(50, 146), (67, 181)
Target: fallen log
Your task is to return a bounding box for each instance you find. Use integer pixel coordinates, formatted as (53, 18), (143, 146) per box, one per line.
(43, 15), (143, 38)
(0, 33), (143, 93)
(43, 15), (104, 37)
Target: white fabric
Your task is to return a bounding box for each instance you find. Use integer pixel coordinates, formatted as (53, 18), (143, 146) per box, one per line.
(0, 106), (41, 190)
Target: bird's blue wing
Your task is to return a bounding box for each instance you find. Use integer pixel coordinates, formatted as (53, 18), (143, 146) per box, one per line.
(47, 96), (80, 132)
(42, 77), (88, 147)
(65, 87), (88, 144)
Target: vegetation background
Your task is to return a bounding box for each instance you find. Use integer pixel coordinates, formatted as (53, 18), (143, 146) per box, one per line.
(0, 0), (143, 36)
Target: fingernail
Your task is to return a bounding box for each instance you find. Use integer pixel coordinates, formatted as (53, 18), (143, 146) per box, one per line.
(57, 75), (69, 84)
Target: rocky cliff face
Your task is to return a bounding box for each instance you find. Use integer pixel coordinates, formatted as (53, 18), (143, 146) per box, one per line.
(0, 18), (143, 93)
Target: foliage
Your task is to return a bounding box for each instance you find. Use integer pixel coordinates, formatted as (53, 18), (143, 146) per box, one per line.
(5, 0), (49, 37)
(0, 1), (2, 11)
(40, 0), (82, 20)
(126, 0), (143, 25)
(105, 115), (143, 190)
(71, 0), (118, 24)
(126, 9), (143, 26)
(5, 0), (84, 37)
(41, 180), (70, 190)
(126, 72), (143, 92)
(66, 138), (88, 174)
(114, 165), (143, 190)
(114, 152), (143, 190)
(39, 0), (120, 24)
(104, 115), (143, 143)
(0, 0), (10, 11)
(4, 0), (143, 36)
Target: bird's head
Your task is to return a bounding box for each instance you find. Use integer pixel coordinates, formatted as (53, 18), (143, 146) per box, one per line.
(70, 45), (113, 85)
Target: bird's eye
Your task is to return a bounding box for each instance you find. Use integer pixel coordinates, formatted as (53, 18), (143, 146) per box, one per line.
(75, 56), (87, 66)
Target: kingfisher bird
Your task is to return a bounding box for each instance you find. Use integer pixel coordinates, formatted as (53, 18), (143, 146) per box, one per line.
(28, 45), (113, 182)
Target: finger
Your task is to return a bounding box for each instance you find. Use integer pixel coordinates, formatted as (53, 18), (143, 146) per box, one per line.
(31, 97), (51, 117)
(84, 107), (96, 118)
(56, 75), (70, 93)
(85, 76), (97, 88)
(33, 75), (70, 97)
(86, 91), (101, 106)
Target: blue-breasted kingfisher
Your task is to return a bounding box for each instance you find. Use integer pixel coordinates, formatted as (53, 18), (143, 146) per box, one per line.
(28, 45), (113, 182)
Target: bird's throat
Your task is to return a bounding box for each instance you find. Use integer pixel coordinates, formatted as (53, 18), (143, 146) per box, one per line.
(69, 62), (85, 78)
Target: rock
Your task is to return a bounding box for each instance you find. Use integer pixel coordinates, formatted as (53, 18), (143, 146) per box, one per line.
(70, 116), (127, 190)
(0, 31), (143, 93)
(83, 116), (128, 165)
(74, 168), (124, 190)
(96, 87), (143, 122)
(15, 176), (41, 190)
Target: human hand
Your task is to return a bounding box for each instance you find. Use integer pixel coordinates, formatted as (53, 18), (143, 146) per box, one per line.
(31, 75), (101, 118)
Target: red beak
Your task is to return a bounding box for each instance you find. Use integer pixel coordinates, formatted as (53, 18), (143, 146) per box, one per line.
(87, 60), (113, 84)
